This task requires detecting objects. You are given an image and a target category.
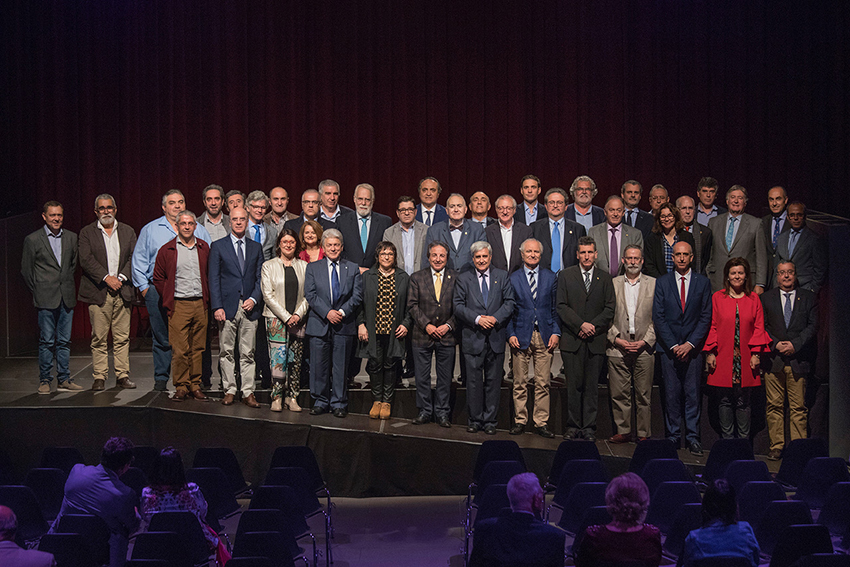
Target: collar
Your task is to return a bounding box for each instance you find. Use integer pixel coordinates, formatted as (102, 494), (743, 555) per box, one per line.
(358, 213), (371, 222)
(607, 222), (621, 231)
(573, 204), (592, 215)
(421, 204), (437, 213)
(177, 237), (197, 249)
(97, 219), (118, 232)
(322, 205), (340, 218)
(449, 221), (464, 231)
(548, 216), (563, 226)
(499, 219), (514, 229)
(431, 267), (445, 278)
(773, 210), (788, 221)
(676, 269), (692, 279)
(524, 265), (538, 277)
(525, 201), (537, 211)
(44, 225), (63, 237)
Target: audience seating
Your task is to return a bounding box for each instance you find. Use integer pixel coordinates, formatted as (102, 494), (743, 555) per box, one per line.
(119, 466), (147, 508)
(131, 446), (160, 479)
(0, 447), (15, 485)
(545, 441), (600, 491)
(466, 460), (525, 535)
(768, 524), (833, 567)
(797, 554), (850, 567)
(232, 531), (296, 567)
(569, 506), (612, 557)
(700, 438), (755, 484)
(186, 466), (241, 532)
(792, 457), (850, 509)
(737, 480), (787, 527)
(147, 511), (214, 566)
(192, 447), (249, 496)
(131, 531), (193, 567)
(817, 482), (850, 543)
(225, 558), (274, 567)
(464, 483), (510, 565)
(38, 532), (97, 567)
(124, 560), (170, 567)
(722, 459), (772, 495)
(471, 440), (526, 485)
(755, 500), (814, 556)
(550, 459), (608, 509)
(0, 484), (50, 545)
(55, 513), (111, 567)
(628, 439), (679, 475)
(552, 481), (607, 533)
(639, 458), (692, 498)
(236, 508), (312, 567)
(645, 481), (701, 535)
(24, 467), (66, 521)
(39, 447), (85, 475)
(661, 502), (702, 559)
(775, 438), (829, 489)
(690, 558), (754, 567)
(249, 486), (319, 567)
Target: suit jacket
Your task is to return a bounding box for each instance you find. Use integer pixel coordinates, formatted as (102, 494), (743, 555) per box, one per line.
(422, 220), (486, 272)
(282, 214), (337, 235)
(587, 222), (644, 276)
(248, 221), (278, 261)
(453, 267), (515, 354)
(21, 227), (78, 309)
(775, 226), (827, 294)
(406, 267), (458, 348)
(416, 203), (448, 225)
(152, 237), (212, 317)
(208, 236), (264, 321)
(556, 266), (615, 354)
(707, 212), (767, 291)
(508, 267), (559, 348)
(469, 512), (566, 567)
(198, 211), (231, 237)
(643, 230), (696, 278)
(566, 204), (606, 226)
(530, 217), (587, 273)
(77, 221), (137, 305)
(337, 211), (393, 268)
(514, 201), (548, 225)
(470, 216), (497, 231)
(485, 221), (533, 274)
(761, 213), (791, 288)
(607, 274), (656, 357)
(624, 207), (656, 238)
(0, 541), (54, 567)
(304, 257), (363, 336)
(652, 270), (713, 353)
(383, 220), (427, 274)
(684, 221), (712, 275)
(760, 287), (818, 375)
(355, 267), (412, 359)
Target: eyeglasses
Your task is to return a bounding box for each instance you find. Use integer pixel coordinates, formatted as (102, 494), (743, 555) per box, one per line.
(777, 270), (796, 276)
(495, 206), (515, 212)
(397, 207), (416, 213)
(659, 214), (675, 220)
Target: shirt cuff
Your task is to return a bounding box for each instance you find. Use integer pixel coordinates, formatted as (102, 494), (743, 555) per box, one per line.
(339, 309), (346, 317)
(475, 315), (481, 325)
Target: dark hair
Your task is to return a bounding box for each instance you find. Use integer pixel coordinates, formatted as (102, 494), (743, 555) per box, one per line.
(521, 174), (541, 186)
(697, 176), (719, 191)
(101, 437), (134, 471)
(427, 240), (449, 256)
(723, 257), (753, 295)
(149, 447), (186, 489)
(652, 203), (685, 234)
(578, 235), (597, 250)
(373, 241), (398, 270)
(396, 196), (416, 208)
(702, 479), (738, 526)
(43, 200), (63, 214)
(275, 227), (302, 259)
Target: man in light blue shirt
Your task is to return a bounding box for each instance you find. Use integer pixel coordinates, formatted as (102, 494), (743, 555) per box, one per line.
(132, 189), (211, 391)
(696, 176), (726, 226)
(565, 175), (605, 232)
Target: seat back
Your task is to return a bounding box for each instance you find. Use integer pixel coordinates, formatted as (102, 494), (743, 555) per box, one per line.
(232, 531), (296, 567)
(38, 533), (96, 567)
(723, 459), (772, 495)
(628, 439), (679, 474)
(662, 502), (703, 558)
(55, 513), (111, 566)
(472, 441), (525, 483)
(768, 524), (833, 567)
(793, 457), (850, 509)
(186, 467), (240, 527)
(569, 506), (612, 556)
(776, 438), (829, 488)
(817, 482), (850, 537)
(263, 467), (323, 518)
(738, 481), (787, 527)
(236, 508), (303, 560)
(147, 510), (212, 566)
(192, 447), (248, 495)
(269, 446), (326, 494)
(224, 558), (274, 567)
(645, 481), (701, 534)
(797, 554), (850, 567)
(639, 458), (691, 497)
(691, 558), (755, 567)
(552, 459), (609, 509)
(131, 531), (192, 567)
(0, 446), (16, 484)
(472, 461), (526, 506)
(24, 467), (67, 521)
(472, 483), (510, 528)
(755, 500), (814, 556)
(118, 466), (147, 508)
(555, 482), (607, 535)
(546, 441), (600, 488)
(701, 438), (755, 484)
(40, 447), (85, 475)
(131, 446), (160, 479)
(0, 485), (49, 543)
(249, 485), (311, 538)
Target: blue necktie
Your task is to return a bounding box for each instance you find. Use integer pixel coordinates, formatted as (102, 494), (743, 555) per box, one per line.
(551, 221), (561, 272)
(772, 218), (782, 249)
(725, 216), (737, 249)
(331, 262), (340, 304)
(236, 239), (245, 274)
(783, 292), (793, 328)
(360, 217), (368, 252)
(425, 210), (432, 227)
(253, 224), (262, 243)
(480, 272), (489, 304)
(788, 230), (800, 257)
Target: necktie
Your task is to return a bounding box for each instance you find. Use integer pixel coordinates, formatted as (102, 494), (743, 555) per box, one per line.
(480, 272), (489, 304)
(360, 217), (368, 252)
(253, 224), (262, 243)
(236, 239), (245, 274)
(609, 227), (619, 275)
(626, 210), (634, 227)
(331, 262), (340, 304)
(529, 271), (537, 301)
(680, 276), (687, 313)
(434, 271), (442, 300)
(425, 210), (432, 226)
(551, 221), (561, 273)
(784, 292), (793, 327)
(772, 218), (782, 249)
(788, 230), (800, 256)
(725, 216), (737, 249)
(584, 271), (591, 293)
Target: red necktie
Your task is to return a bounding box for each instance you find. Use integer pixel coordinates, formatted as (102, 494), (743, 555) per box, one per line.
(680, 276), (686, 313)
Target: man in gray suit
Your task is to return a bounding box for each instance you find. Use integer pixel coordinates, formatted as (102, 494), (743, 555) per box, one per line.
(78, 194), (137, 391)
(761, 185), (790, 289)
(587, 195), (644, 277)
(198, 184), (230, 242)
(775, 202), (827, 294)
(422, 193), (486, 272)
(0, 506), (55, 567)
(706, 185), (767, 293)
(246, 190), (277, 388)
(486, 195), (532, 274)
(22, 201), (79, 394)
(384, 196), (426, 275)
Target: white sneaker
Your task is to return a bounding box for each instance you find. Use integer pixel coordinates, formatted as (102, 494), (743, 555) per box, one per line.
(57, 382), (84, 391)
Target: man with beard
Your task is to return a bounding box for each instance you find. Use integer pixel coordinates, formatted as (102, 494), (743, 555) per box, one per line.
(78, 194), (138, 390)
(198, 184), (230, 242)
(338, 183), (393, 273)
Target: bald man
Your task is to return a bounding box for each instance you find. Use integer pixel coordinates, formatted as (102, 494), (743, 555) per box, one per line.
(0, 506), (55, 567)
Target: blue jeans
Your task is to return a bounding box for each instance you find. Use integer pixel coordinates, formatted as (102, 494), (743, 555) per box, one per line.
(38, 301), (74, 383)
(144, 285), (172, 384)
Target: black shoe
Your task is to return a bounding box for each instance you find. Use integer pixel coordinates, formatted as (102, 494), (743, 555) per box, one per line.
(509, 424), (525, 436)
(564, 429), (581, 440)
(484, 425), (497, 435)
(583, 433), (597, 442)
(437, 416), (452, 428)
(309, 406), (328, 416)
(467, 424), (481, 434)
(668, 437), (681, 448)
(411, 413), (431, 425)
(535, 425), (555, 439)
(688, 441), (704, 456)
(332, 408), (348, 418)
(153, 381), (168, 392)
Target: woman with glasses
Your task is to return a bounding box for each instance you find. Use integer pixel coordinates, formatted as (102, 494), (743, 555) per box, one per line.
(643, 203), (696, 277)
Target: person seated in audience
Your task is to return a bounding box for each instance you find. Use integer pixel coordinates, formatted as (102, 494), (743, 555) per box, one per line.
(679, 479), (759, 567)
(0, 505), (56, 567)
(576, 472), (662, 567)
(140, 447), (218, 549)
(470, 472), (565, 567)
(299, 219), (325, 262)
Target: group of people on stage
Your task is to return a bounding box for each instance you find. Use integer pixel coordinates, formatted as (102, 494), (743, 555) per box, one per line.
(22, 174), (825, 458)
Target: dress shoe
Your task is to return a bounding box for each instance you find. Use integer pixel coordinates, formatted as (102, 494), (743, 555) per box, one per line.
(117, 377), (137, 389)
(667, 437), (681, 448)
(57, 382), (84, 391)
(583, 433), (597, 442)
(437, 416), (452, 428)
(636, 437), (650, 442)
(242, 393), (261, 408)
(221, 393), (236, 406)
(369, 402), (382, 419)
(284, 397), (302, 412)
(509, 424), (525, 436)
(153, 381), (168, 392)
(172, 388), (189, 402)
(38, 383), (50, 395)
(190, 389), (209, 401)
(609, 433), (631, 444)
(563, 429), (581, 440)
(767, 449), (782, 461)
(332, 407), (348, 418)
(412, 413), (431, 425)
(484, 425), (497, 435)
(309, 406), (327, 415)
(467, 424), (481, 434)
(535, 426), (555, 439)
(688, 441), (704, 456)
(270, 398), (283, 412)
(379, 402), (391, 420)
(91, 379), (105, 391)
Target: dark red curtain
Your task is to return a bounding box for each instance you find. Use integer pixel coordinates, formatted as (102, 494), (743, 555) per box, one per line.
(3, 0), (848, 228)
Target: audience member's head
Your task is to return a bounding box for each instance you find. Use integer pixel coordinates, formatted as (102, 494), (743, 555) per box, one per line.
(0, 505), (17, 542)
(149, 447), (187, 489)
(702, 479), (738, 526)
(100, 437), (134, 473)
(606, 472), (650, 528)
(507, 472), (545, 516)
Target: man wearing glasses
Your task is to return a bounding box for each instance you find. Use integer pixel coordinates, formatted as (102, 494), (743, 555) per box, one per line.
(283, 188), (337, 234)
(338, 183), (393, 274)
(566, 175), (605, 232)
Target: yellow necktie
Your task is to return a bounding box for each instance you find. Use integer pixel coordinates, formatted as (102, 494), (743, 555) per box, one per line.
(434, 271), (442, 300)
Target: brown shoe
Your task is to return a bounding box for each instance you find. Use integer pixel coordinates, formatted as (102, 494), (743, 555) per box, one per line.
(117, 377), (136, 389)
(172, 388), (189, 402)
(242, 393), (261, 408)
(369, 402), (382, 419)
(221, 393), (235, 406)
(379, 402), (391, 420)
(609, 433), (631, 444)
(190, 389), (209, 401)
(636, 436), (650, 442)
(767, 449), (783, 461)
(91, 379), (105, 391)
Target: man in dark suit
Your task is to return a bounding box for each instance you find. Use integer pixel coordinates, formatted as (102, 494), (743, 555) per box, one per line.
(304, 228), (363, 417)
(556, 236), (616, 441)
(508, 238), (559, 438)
(422, 193), (486, 272)
(337, 183), (393, 272)
(676, 195), (713, 275)
(566, 175), (606, 232)
(469, 472), (565, 567)
(22, 201), (79, 394)
(283, 188), (337, 234)
(454, 241), (516, 434)
(530, 187), (586, 274)
(514, 175), (548, 226)
(621, 180), (655, 237)
(775, 202), (827, 294)
(408, 241), (458, 428)
(761, 261), (818, 461)
(648, 184), (670, 215)
(415, 176), (448, 227)
(468, 191), (498, 231)
(761, 185), (791, 289)
(652, 241), (713, 455)
(318, 179), (356, 225)
(696, 176), (726, 226)
(486, 195), (532, 274)
(209, 207), (265, 408)
(78, 194), (137, 391)
(587, 195), (644, 276)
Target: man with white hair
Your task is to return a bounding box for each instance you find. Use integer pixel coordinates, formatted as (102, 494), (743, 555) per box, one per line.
(337, 183), (393, 273)
(566, 175), (605, 232)
(0, 506), (56, 566)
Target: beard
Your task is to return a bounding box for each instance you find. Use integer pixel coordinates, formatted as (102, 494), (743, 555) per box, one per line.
(98, 213), (115, 226)
(624, 264), (642, 277)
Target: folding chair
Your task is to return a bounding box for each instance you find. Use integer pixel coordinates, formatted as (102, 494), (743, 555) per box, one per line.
(775, 438), (829, 489)
(754, 499), (814, 556)
(0, 485), (50, 544)
(545, 441), (600, 491)
(55, 513), (111, 566)
(722, 459), (772, 495)
(701, 438), (754, 484)
(553, 482), (607, 534)
(232, 531), (296, 567)
(628, 439), (679, 475)
(40, 447), (85, 475)
(737, 480), (787, 527)
(768, 524), (833, 567)
(38, 533), (97, 567)
(639, 458), (692, 498)
(644, 481), (701, 535)
(792, 457), (850, 509)
(192, 448), (249, 496)
(23, 467), (67, 521)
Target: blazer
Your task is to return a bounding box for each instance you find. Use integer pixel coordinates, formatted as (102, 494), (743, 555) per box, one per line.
(198, 211), (231, 237)
(652, 270), (713, 353)
(775, 226), (827, 294)
(707, 212), (767, 291)
(282, 214), (337, 235)
(248, 221), (278, 261)
(566, 204), (606, 226)
(337, 211), (393, 268)
(625, 207), (656, 238)
(514, 201), (548, 225)
(586, 222), (644, 276)
(356, 267), (413, 359)
(304, 257), (363, 336)
(761, 213), (791, 288)
(383, 220), (427, 273)
(684, 221), (712, 275)
(643, 230), (696, 278)
(485, 221), (533, 274)
(152, 237), (211, 317)
(261, 257), (309, 325)
(530, 217), (587, 273)
(406, 267), (458, 348)
(469, 512), (566, 567)
(556, 266), (616, 354)
(453, 267), (515, 355)
(0, 541), (54, 567)
(416, 203), (448, 225)
(21, 227), (78, 309)
(77, 221), (137, 305)
(470, 216), (498, 230)
(607, 273), (657, 357)
(208, 236), (264, 321)
(508, 267), (559, 348)
(760, 287), (818, 375)
(422, 220), (486, 272)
